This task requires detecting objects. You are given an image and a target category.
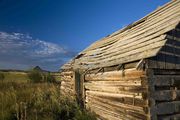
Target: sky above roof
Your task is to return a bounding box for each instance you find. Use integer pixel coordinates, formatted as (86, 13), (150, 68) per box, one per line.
(0, 0), (170, 71)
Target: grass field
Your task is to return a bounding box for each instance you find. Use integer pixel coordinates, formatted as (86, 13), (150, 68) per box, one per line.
(1, 72), (30, 83)
(0, 71), (96, 120)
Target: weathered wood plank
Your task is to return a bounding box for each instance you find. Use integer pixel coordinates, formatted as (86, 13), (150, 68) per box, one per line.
(87, 97), (148, 120)
(85, 80), (142, 87)
(83, 0), (180, 52)
(152, 90), (180, 101)
(87, 104), (127, 120)
(153, 76), (180, 86)
(85, 68), (145, 81)
(75, 47), (161, 69)
(80, 9), (180, 60)
(74, 19), (180, 69)
(86, 94), (148, 112)
(86, 90), (143, 99)
(156, 101), (180, 115)
(158, 114), (180, 120)
(85, 85), (147, 95)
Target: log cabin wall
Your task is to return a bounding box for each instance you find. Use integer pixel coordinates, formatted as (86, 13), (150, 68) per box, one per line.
(83, 62), (150, 120)
(146, 25), (180, 119)
(146, 69), (180, 120)
(60, 60), (75, 96)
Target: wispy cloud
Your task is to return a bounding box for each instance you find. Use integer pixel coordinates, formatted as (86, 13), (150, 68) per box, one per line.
(0, 32), (76, 71)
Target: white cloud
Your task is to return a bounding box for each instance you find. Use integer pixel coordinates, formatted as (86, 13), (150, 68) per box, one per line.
(0, 31), (76, 71)
(0, 32), (66, 57)
(33, 39), (66, 57)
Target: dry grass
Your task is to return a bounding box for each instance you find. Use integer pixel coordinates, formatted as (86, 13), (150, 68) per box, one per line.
(0, 72), (96, 120)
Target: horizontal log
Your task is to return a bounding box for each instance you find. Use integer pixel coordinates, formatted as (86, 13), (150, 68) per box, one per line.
(61, 75), (72, 79)
(156, 101), (180, 115)
(87, 104), (127, 120)
(87, 98), (148, 120)
(61, 86), (74, 92)
(86, 90), (143, 99)
(61, 84), (74, 90)
(153, 76), (180, 86)
(61, 81), (74, 86)
(85, 84), (147, 94)
(60, 77), (73, 81)
(61, 71), (73, 76)
(147, 59), (180, 69)
(85, 80), (142, 87)
(158, 114), (180, 120)
(87, 94), (147, 113)
(152, 90), (180, 101)
(61, 81), (74, 85)
(85, 90), (149, 107)
(85, 68), (145, 81)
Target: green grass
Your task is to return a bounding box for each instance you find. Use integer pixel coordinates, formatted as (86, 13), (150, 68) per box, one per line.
(0, 72), (96, 120)
(1, 72), (30, 83)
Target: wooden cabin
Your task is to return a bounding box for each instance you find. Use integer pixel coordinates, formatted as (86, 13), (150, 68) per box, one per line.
(60, 0), (180, 119)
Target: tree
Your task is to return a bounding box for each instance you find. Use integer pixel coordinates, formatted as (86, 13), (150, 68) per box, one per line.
(28, 70), (43, 83)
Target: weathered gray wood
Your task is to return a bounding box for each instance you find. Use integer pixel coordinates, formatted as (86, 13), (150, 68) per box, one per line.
(152, 90), (180, 101)
(146, 69), (157, 120)
(158, 114), (180, 120)
(156, 101), (180, 115)
(153, 76), (180, 86)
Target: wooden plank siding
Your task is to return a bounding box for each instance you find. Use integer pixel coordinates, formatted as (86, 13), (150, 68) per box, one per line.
(84, 68), (149, 120)
(60, 60), (75, 97)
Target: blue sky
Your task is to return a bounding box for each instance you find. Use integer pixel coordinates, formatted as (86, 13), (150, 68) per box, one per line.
(0, 0), (170, 71)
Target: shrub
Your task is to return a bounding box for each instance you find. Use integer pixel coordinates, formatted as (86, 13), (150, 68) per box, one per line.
(0, 72), (5, 82)
(43, 73), (56, 83)
(28, 70), (43, 83)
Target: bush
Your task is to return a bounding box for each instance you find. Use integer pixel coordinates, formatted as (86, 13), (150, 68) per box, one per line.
(28, 70), (43, 83)
(0, 72), (5, 82)
(43, 73), (56, 83)
(28, 70), (56, 83)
